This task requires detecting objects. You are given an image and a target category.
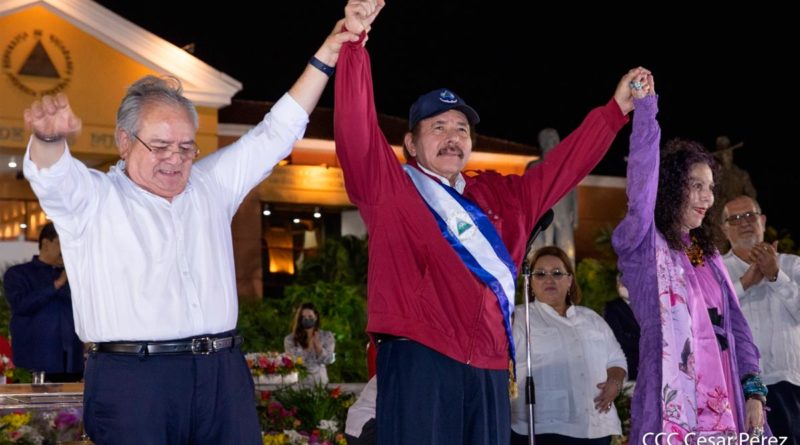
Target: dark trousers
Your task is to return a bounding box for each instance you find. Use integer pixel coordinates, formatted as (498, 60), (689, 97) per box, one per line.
(376, 339), (510, 445)
(83, 335), (261, 445)
(767, 381), (800, 445)
(510, 431), (611, 445)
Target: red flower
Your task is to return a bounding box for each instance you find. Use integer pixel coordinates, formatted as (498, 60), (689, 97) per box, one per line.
(329, 387), (342, 399)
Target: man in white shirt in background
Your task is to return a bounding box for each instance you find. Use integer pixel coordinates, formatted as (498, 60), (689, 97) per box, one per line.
(345, 375), (377, 445)
(721, 195), (800, 444)
(22, 15), (362, 445)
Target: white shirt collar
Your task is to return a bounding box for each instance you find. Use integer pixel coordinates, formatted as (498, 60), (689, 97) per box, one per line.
(723, 249), (750, 266)
(417, 163), (466, 194)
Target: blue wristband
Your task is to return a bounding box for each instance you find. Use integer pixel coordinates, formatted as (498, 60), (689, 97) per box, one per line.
(742, 374), (768, 399)
(309, 56), (335, 77)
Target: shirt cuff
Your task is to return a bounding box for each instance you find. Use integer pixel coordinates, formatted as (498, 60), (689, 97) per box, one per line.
(772, 270), (790, 285)
(23, 137), (72, 184)
(607, 359), (629, 374)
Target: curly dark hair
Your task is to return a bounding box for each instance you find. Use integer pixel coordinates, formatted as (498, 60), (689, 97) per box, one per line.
(655, 139), (720, 255)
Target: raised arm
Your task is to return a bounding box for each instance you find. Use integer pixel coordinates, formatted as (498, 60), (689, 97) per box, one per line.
(198, 15), (360, 216)
(23, 94), (81, 169)
(611, 73), (661, 257)
(289, 19), (361, 115)
(335, 1), (410, 207)
(22, 95), (103, 240)
(516, 68), (646, 232)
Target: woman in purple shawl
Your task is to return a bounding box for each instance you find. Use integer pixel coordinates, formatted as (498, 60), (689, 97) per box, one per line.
(611, 73), (767, 444)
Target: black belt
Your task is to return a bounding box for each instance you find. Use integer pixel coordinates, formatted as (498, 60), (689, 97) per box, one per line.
(374, 333), (408, 344)
(92, 335), (243, 356)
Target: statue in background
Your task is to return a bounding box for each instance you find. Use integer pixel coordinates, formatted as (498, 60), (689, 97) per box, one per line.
(714, 135), (757, 206)
(529, 128), (579, 266)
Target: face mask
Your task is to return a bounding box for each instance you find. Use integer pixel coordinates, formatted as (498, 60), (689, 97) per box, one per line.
(301, 317), (316, 329)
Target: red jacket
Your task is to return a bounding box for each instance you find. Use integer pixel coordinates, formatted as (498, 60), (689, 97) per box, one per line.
(334, 40), (628, 370)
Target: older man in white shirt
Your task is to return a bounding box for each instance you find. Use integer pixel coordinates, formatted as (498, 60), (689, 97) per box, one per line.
(722, 195), (800, 444)
(22, 17), (362, 445)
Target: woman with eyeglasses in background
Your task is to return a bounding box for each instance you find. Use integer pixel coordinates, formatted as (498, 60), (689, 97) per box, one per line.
(510, 246), (627, 445)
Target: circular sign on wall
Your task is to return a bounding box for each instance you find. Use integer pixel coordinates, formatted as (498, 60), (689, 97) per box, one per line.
(3, 29), (73, 96)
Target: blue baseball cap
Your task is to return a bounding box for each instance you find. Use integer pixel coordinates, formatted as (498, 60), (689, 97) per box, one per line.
(408, 88), (480, 130)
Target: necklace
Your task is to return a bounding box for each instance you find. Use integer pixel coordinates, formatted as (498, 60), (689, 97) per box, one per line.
(684, 236), (705, 267)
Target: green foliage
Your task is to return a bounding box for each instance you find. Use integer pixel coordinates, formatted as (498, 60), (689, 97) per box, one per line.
(574, 227), (620, 315)
(258, 385), (354, 444)
(611, 384), (634, 445)
(268, 384), (355, 434)
(576, 257), (619, 315)
(6, 367), (32, 384)
(238, 283), (369, 383)
(765, 225), (800, 255)
(295, 235), (368, 286)
(283, 283), (368, 383)
(237, 301), (288, 354)
(208, 234), (373, 383)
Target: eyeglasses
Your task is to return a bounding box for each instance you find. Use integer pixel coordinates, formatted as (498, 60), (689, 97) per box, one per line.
(133, 133), (199, 160)
(531, 269), (571, 281)
(725, 211), (761, 226)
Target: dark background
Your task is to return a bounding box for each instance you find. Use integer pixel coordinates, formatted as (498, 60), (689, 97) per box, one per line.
(95, 1), (798, 240)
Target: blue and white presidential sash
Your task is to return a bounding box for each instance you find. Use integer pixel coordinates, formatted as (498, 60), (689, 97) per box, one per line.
(403, 164), (518, 363)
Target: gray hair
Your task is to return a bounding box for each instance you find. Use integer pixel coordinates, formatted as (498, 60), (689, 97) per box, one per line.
(722, 195), (762, 221)
(115, 75), (199, 147)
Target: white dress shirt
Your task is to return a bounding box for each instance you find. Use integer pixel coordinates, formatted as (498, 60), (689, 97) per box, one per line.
(23, 94), (308, 342)
(345, 375), (377, 437)
(511, 302), (627, 439)
(417, 163), (466, 193)
(722, 251), (800, 386)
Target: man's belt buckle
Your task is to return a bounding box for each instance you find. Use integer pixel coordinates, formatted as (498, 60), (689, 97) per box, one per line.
(191, 337), (216, 355)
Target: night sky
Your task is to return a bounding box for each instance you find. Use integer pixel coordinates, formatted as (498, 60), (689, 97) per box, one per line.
(94, 2), (798, 242)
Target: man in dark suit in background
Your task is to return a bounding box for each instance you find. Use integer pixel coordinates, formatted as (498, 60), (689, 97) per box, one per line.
(3, 222), (83, 382)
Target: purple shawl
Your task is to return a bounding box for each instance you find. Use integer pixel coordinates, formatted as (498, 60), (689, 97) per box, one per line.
(611, 96), (762, 444)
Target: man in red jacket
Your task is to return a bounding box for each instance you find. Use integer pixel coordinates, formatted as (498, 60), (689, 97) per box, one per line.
(336, 2), (645, 443)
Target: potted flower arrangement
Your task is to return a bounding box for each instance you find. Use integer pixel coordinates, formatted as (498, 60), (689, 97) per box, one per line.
(0, 412), (44, 444)
(0, 408), (83, 444)
(259, 385), (353, 445)
(246, 352), (306, 385)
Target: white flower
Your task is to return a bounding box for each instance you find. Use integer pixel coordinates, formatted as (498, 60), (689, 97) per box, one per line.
(318, 419), (338, 432)
(283, 429), (308, 444)
(16, 425), (44, 444)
